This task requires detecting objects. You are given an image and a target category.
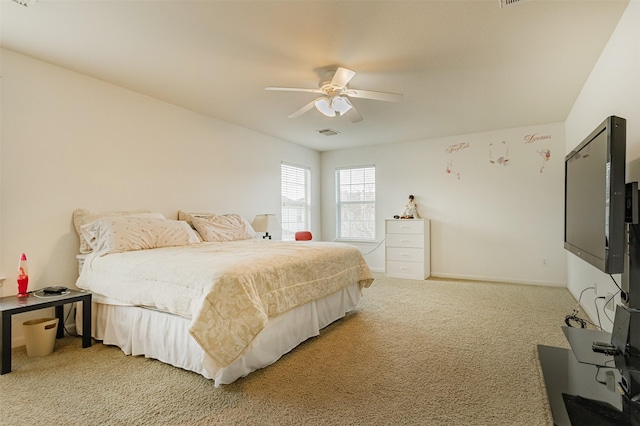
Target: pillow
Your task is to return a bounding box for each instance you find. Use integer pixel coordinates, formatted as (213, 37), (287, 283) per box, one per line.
(81, 216), (200, 256)
(178, 210), (217, 228)
(192, 214), (257, 242)
(73, 209), (165, 254)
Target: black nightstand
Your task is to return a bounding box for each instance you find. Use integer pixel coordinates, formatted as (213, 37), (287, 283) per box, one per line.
(0, 289), (92, 374)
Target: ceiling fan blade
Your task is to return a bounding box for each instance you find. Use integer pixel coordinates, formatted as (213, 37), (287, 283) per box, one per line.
(347, 89), (403, 102)
(331, 67), (356, 88)
(265, 86), (324, 94)
(342, 98), (363, 123)
(288, 98), (322, 119)
(346, 107), (363, 123)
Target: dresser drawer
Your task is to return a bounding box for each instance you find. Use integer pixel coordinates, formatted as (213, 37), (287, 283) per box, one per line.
(386, 233), (424, 248)
(386, 220), (424, 234)
(386, 247), (424, 262)
(386, 260), (425, 280)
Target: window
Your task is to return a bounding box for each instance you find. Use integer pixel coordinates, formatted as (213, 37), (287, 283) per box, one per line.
(281, 162), (311, 241)
(336, 165), (376, 241)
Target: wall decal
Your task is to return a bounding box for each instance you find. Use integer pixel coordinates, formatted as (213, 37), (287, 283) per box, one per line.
(522, 133), (553, 173)
(537, 149), (551, 173)
(524, 133), (552, 144)
(489, 141), (509, 166)
(445, 142), (468, 179)
(446, 142), (470, 154)
(446, 160), (461, 180)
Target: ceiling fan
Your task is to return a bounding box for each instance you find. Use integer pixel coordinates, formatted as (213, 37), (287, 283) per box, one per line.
(265, 67), (403, 123)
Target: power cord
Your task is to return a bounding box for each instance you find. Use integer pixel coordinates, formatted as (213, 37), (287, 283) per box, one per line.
(64, 303), (79, 337)
(362, 239), (385, 256)
(32, 290), (71, 298)
(565, 286), (595, 329)
(565, 311), (587, 328)
(565, 275), (622, 330)
(609, 273), (623, 292)
(603, 292), (618, 324)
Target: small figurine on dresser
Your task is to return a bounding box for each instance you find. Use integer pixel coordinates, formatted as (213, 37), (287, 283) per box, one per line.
(400, 194), (418, 219)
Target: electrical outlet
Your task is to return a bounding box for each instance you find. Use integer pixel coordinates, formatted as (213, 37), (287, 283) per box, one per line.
(605, 293), (615, 312)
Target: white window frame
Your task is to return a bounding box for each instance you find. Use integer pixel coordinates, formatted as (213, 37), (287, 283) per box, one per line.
(281, 162), (311, 241)
(335, 165), (376, 242)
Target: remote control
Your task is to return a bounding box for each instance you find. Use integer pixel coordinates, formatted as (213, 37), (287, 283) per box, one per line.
(593, 341), (616, 348)
(592, 342), (619, 355)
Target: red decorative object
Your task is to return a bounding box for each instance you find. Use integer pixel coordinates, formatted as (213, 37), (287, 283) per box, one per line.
(295, 231), (312, 241)
(17, 253), (29, 298)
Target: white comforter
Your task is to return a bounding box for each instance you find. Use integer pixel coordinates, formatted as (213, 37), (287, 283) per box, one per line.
(76, 239), (374, 370)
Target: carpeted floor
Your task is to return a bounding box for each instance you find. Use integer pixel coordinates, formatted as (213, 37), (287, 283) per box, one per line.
(0, 274), (577, 425)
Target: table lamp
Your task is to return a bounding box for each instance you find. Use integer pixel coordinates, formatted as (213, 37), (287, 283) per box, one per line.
(251, 214), (279, 239)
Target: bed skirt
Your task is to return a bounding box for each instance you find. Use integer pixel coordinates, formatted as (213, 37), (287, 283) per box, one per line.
(77, 283), (361, 386)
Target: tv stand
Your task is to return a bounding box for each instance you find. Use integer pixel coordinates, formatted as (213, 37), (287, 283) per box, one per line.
(537, 327), (640, 425)
(544, 191), (640, 423)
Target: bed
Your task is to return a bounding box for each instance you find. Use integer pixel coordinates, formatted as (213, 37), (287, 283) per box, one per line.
(73, 209), (374, 386)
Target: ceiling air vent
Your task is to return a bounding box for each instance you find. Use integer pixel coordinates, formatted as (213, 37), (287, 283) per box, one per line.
(318, 129), (339, 137)
(499, 0), (529, 8)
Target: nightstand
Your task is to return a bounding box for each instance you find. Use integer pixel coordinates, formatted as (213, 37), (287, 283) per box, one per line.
(0, 289), (92, 374)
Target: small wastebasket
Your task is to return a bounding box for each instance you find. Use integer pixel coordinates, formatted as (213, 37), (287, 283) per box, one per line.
(23, 318), (59, 357)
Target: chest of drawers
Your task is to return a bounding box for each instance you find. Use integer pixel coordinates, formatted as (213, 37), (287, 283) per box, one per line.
(385, 219), (430, 280)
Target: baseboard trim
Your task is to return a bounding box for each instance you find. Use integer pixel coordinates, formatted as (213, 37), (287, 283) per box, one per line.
(429, 272), (566, 287)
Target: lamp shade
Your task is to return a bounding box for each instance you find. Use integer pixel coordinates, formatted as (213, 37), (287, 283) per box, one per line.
(331, 96), (353, 115)
(251, 214), (279, 233)
(314, 97), (336, 117)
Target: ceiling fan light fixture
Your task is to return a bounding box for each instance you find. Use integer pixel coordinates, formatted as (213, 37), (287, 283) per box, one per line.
(315, 97), (336, 117)
(267, 66), (402, 121)
(332, 96), (352, 115)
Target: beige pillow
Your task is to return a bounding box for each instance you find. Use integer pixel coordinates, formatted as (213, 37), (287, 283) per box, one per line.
(81, 216), (200, 256)
(73, 209), (164, 254)
(177, 210), (217, 228)
(192, 214), (257, 242)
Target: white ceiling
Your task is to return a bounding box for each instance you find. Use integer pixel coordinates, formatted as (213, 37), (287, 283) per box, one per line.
(0, 0), (630, 152)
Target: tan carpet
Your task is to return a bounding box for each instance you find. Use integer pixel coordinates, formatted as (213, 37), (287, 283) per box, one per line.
(0, 274), (576, 425)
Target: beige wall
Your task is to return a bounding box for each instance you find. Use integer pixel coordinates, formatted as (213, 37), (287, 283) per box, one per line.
(565, 1), (640, 332)
(0, 49), (321, 343)
(322, 122), (566, 286)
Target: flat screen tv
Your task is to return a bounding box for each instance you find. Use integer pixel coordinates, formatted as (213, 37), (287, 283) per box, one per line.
(564, 116), (626, 274)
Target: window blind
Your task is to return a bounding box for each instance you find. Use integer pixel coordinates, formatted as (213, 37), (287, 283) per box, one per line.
(335, 165), (376, 241)
(281, 162), (310, 241)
